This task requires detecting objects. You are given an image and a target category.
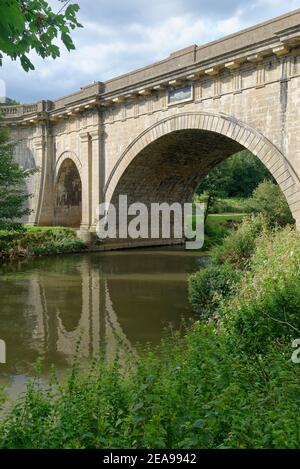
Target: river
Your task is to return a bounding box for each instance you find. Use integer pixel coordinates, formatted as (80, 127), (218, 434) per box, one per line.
(0, 248), (206, 400)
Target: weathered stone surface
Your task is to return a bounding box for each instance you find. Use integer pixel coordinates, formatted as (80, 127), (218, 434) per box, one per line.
(2, 9), (300, 245)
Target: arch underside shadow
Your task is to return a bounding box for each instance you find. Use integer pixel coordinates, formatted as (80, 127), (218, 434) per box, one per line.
(104, 112), (300, 246)
(111, 129), (242, 206)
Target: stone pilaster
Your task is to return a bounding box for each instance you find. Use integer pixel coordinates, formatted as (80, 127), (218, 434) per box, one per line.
(214, 76), (221, 97)
(257, 60), (266, 87)
(233, 69), (242, 92)
(194, 79), (202, 100)
(89, 128), (104, 230)
(31, 123), (52, 226)
(247, 53), (265, 87)
(37, 123), (55, 226)
(79, 131), (92, 230)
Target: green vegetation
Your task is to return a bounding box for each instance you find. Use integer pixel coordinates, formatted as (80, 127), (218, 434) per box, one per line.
(0, 1), (81, 71)
(189, 214), (269, 315)
(0, 226), (86, 260)
(188, 263), (241, 317)
(0, 125), (36, 229)
(0, 216), (299, 449)
(201, 213), (244, 249)
(0, 124), (86, 260)
(224, 226), (300, 355)
(195, 196), (252, 215)
(197, 150), (274, 199)
(196, 173), (294, 251)
(0, 98), (19, 106)
(197, 150), (274, 217)
(249, 180), (294, 227)
(211, 213), (269, 268)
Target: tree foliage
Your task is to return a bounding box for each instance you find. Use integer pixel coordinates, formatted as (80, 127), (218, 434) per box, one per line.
(250, 180), (294, 227)
(0, 97), (19, 106)
(0, 0), (82, 71)
(197, 150), (274, 198)
(0, 125), (35, 227)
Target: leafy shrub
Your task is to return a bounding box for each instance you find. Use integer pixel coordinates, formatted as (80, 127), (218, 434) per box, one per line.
(222, 227), (300, 353)
(202, 216), (231, 249)
(0, 222), (25, 232)
(0, 227), (86, 259)
(0, 322), (299, 449)
(212, 214), (269, 268)
(250, 180), (294, 227)
(189, 264), (241, 316)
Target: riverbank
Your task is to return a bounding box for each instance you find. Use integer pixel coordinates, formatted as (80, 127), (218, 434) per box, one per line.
(0, 213), (245, 261)
(0, 226), (87, 261)
(201, 212), (245, 249)
(0, 215), (299, 448)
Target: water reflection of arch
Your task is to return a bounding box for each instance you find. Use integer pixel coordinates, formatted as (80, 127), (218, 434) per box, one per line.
(104, 281), (135, 361)
(103, 251), (193, 345)
(28, 256), (134, 366)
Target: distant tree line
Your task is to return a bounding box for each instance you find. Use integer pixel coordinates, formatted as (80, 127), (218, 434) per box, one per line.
(0, 98), (19, 106)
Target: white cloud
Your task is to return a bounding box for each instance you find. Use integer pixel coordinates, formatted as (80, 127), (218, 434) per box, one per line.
(1, 0), (299, 102)
(217, 15), (243, 35)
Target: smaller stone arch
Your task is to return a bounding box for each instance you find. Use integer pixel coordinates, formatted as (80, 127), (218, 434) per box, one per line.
(54, 156), (82, 227)
(55, 150), (82, 182)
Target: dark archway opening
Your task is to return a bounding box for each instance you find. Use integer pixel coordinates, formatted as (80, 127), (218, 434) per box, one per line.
(108, 128), (294, 246)
(111, 129), (243, 209)
(54, 158), (82, 227)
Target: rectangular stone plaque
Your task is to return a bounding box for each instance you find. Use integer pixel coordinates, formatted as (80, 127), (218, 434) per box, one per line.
(168, 85), (193, 104)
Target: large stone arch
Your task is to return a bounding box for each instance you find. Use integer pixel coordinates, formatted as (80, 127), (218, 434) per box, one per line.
(105, 112), (300, 227)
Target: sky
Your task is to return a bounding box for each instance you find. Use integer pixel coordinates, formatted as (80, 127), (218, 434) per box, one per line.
(1, 0), (300, 103)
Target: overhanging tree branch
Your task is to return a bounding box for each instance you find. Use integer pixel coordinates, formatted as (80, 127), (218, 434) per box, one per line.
(0, 0), (82, 71)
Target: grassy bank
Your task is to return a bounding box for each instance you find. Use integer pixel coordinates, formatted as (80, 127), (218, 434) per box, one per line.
(0, 226), (86, 260)
(209, 197), (252, 214)
(0, 213), (241, 260)
(194, 194), (252, 215)
(202, 213), (245, 249)
(0, 215), (299, 448)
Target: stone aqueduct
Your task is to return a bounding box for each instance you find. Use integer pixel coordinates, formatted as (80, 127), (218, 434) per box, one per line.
(3, 9), (300, 246)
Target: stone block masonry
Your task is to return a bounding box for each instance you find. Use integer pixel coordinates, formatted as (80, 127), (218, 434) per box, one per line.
(3, 8), (300, 245)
